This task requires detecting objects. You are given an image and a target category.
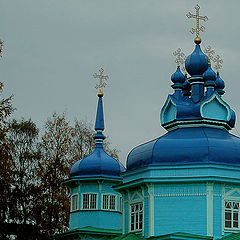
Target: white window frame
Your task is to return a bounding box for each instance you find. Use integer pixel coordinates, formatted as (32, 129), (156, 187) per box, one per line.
(102, 194), (117, 211)
(71, 194), (79, 212)
(81, 193), (98, 210)
(120, 196), (123, 212)
(129, 202), (143, 232)
(224, 200), (240, 231)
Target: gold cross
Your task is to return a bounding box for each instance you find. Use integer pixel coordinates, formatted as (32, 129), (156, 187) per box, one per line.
(186, 5), (208, 37)
(93, 68), (109, 93)
(173, 48), (186, 71)
(213, 55), (223, 73)
(204, 46), (215, 64)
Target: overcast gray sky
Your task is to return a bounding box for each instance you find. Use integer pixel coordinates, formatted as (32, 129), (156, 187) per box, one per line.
(1, 0), (240, 164)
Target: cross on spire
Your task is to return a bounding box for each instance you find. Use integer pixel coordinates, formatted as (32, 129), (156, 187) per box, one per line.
(186, 4), (208, 38)
(213, 55), (223, 73)
(204, 46), (215, 64)
(93, 68), (109, 94)
(173, 48), (186, 71)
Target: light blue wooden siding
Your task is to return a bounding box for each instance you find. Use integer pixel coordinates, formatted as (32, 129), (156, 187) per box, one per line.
(153, 183), (207, 236)
(144, 195), (149, 238)
(154, 195), (206, 235)
(70, 210), (122, 230)
(213, 196), (222, 239)
(69, 180), (122, 231)
(123, 199), (129, 233)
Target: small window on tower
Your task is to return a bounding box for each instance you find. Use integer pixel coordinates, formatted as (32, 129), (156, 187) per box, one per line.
(82, 193), (97, 209)
(71, 194), (78, 212)
(224, 201), (240, 230)
(102, 194), (116, 211)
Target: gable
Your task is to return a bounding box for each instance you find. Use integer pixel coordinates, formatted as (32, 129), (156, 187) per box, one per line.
(201, 94), (230, 121)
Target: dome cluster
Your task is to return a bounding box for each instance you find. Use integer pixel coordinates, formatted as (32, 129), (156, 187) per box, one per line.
(127, 38), (240, 171)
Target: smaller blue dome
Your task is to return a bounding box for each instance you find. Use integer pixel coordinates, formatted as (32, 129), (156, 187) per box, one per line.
(171, 66), (185, 84)
(70, 145), (125, 178)
(216, 72), (225, 90)
(203, 65), (217, 82)
(185, 45), (208, 78)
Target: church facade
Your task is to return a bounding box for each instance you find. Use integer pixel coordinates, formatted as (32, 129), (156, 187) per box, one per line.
(50, 5), (240, 240)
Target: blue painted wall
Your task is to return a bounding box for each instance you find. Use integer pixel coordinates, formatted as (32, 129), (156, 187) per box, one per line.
(69, 180), (122, 231)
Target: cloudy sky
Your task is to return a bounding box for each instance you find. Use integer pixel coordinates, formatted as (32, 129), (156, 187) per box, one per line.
(1, 0), (240, 164)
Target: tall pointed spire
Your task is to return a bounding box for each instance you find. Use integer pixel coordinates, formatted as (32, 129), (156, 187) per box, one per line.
(93, 68), (109, 144)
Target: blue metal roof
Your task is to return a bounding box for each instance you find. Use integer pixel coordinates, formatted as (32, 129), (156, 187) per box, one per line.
(70, 93), (125, 179)
(70, 144), (125, 178)
(127, 127), (240, 171)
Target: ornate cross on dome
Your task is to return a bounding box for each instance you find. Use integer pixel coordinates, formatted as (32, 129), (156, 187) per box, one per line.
(173, 48), (186, 70)
(213, 55), (223, 73)
(204, 46), (215, 64)
(93, 68), (109, 94)
(186, 4), (208, 38)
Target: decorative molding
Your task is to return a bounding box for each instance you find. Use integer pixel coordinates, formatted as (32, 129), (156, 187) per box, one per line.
(155, 193), (206, 197)
(206, 182), (213, 236)
(147, 183), (154, 237)
(160, 95), (177, 125)
(200, 93), (231, 121)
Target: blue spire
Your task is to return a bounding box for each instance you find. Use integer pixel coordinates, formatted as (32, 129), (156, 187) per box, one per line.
(94, 93), (106, 144)
(95, 94), (104, 131)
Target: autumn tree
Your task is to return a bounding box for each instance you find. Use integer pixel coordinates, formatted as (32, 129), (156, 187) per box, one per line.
(0, 83), (14, 239)
(36, 113), (119, 237)
(35, 112), (75, 236)
(7, 119), (40, 226)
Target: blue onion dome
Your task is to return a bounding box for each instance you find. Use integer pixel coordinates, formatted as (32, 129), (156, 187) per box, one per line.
(127, 127), (240, 171)
(203, 65), (217, 82)
(70, 147), (125, 178)
(171, 66), (185, 84)
(70, 92), (125, 179)
(185, 44), (208, 78)
(215, 72), (225, 95)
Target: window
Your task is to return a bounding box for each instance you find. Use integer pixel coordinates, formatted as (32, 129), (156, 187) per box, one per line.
(130, 202), (143, 232)
(225, 201), (240, 229)
(82, 193), (97, 209)
(71, 194), (78, 211)
(102, 194), (116, 210)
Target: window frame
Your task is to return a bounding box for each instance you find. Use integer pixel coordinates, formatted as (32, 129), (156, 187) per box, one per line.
(101, 194), (117, 211)
(120, 196), (123, 213)
(224, 200), (240, 231)
(71, 194), (79, 212)
(129, 202), (143, 232)
(81, 193), (98, 210)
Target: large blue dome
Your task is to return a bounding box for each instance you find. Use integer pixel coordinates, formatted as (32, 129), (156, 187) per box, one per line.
(70, 145), (125, 178)
(127, 127), (240, 171)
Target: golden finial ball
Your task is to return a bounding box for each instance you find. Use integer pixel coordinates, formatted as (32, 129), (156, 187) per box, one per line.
(98, 91), (103, 97)
(194, 37), (201, 45)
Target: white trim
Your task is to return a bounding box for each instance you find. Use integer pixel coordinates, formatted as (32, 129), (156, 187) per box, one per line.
(81, 192), (98, 210)
(155, 193), (206, 197)
(147, 183), (154, 237)
(222, 186), (240, 234)
(71, 194), (79, 212)
(101, 193), (117, 211)
(206, 182), (213, 236)
(160, 95), (177, 125)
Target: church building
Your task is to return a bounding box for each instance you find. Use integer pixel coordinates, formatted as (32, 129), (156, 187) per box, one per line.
(50, 5), (240, 240)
